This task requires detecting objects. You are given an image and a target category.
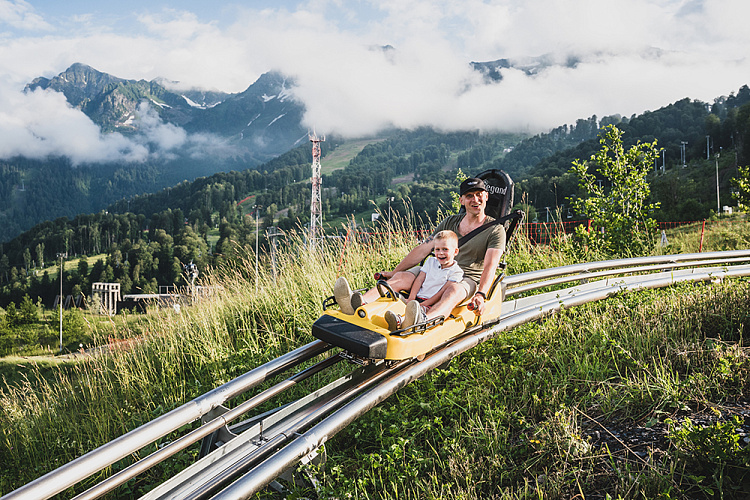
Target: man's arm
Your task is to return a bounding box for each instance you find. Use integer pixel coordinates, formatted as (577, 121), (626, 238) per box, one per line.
(469, 247), (504, 314)
(392, 238), (434, 273)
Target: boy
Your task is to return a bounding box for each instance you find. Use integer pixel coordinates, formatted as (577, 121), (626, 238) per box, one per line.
(385, 230), (463, 330)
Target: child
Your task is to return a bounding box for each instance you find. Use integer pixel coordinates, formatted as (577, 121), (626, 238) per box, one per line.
(385, 230), (463, 330)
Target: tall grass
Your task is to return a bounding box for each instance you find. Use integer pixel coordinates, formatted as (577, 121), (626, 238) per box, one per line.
(323, 280), (750, 499)
(0, 217), (749, 498)
(0, 218), (424, 495)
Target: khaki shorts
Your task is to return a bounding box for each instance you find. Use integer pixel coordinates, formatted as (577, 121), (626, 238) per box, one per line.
(407, 265), (476, 301)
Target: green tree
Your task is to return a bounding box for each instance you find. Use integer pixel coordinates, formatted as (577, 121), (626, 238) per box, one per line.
(19, 295), (38, 324)
(22, 247), (31, 275)
(730, 165), (750, 212)
(568, 125), (660, 255)
(35, 243), (44, 269)
(0, 254), (8, 284)
(62, 308), (88, 348)
(4, 302), (19, 327)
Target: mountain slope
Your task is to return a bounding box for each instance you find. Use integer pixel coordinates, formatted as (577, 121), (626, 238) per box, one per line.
(0, 65), (309, 242)
(26, 63), (200, 130)
(185, 72), (307, 156)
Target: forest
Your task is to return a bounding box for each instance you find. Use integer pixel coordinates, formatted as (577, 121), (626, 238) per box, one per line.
(1, 85), (749, 314)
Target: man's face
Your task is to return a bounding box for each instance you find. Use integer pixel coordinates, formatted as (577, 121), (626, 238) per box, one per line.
(460, 190), (488, 213)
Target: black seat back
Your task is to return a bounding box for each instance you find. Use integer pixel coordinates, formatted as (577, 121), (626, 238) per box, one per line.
(476, 169), (514, 219)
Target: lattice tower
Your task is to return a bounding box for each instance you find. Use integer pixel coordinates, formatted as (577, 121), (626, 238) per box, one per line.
(309, 132), (325, 248)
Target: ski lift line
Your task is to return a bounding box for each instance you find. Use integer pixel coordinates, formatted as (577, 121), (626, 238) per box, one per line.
(505, 257), (750, 297)
(6, 252), (750, 500)
(1, 340), (331, 500)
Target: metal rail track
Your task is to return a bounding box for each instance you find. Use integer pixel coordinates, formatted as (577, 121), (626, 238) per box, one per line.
(4, 250), (750, 500)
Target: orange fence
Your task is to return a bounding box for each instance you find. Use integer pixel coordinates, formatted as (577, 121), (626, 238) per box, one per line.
(521, 219), (748, 246)
(343, 219), (745, 249)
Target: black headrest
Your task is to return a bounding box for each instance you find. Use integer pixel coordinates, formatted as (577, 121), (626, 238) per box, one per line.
(476, 169), (514, 219)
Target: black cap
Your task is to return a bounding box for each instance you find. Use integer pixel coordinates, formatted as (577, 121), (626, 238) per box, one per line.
(459, 177), (487, 196)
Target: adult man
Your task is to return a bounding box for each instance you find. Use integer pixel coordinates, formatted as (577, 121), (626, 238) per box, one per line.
(335, 177), (506, 329)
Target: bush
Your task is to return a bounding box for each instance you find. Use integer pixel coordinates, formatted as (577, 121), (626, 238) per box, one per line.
(62, 308), (89, 350)
(0, 327), (13, 356)
(19, 295), (38, 325)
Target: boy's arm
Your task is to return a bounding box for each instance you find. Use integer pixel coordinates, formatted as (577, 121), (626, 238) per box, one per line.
(423, 267), (463, 307)
(408, 271), (427, 301)
(420, 280), (453, 307)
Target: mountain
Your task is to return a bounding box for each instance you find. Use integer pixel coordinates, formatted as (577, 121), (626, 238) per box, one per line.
(471, 54), (580, 83)
(25, 63), (306, 155)
(0, 64), (310, 243)
(183, 71), (307, 157)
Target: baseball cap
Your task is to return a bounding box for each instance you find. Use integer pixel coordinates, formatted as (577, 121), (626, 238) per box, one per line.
(459, 177), (487, 196)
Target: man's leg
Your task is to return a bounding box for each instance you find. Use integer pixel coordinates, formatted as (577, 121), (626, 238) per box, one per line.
(361, 271), (417, 304)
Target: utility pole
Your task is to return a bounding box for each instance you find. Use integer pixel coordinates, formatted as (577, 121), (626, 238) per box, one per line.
(681, 141), (688, 167)
(716, 149), (722, 215)
(388, 196), (394, 250)
(57, 252), (67, 352)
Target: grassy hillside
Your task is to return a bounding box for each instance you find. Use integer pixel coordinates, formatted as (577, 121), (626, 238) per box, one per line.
(321, 138), (386, 175)
(1, 221), (750, 498)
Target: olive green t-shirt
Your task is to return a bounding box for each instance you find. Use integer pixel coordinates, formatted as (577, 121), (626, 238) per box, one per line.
(432, 214), (506, 283)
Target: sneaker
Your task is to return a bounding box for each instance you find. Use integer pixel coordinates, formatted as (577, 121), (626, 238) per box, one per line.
(384, 310), (403, 331)
(350, 292), (364, 311)
(402, 300), (427, 329)
(333, 277), (355, 315)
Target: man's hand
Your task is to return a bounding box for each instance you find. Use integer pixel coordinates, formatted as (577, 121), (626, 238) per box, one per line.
(374, 271), (394, 280)
(468, 293), (485, 315)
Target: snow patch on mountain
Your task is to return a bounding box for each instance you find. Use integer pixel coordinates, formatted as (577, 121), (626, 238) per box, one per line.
(267, 114), (286, 127)
(182, 95), (205, 109)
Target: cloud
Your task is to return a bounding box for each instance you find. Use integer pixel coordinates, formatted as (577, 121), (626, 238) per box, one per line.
(0, 0), (53, 32)
(0, 86), (232, 165)
(0, 0), (748, 162)
(0, 85), (148, 164)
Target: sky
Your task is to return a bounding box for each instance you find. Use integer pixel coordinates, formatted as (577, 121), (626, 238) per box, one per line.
(1, 0), (749, 164)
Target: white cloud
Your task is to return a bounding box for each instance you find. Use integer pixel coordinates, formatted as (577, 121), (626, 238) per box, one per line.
(0, 86), (148, 164)
(0, 0), (53, 32)
(0, 86), (233, 165)
(0, 0), (748, 161)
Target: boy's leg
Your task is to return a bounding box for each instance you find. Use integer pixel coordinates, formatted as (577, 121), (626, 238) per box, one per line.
(424, 279), (473, 321)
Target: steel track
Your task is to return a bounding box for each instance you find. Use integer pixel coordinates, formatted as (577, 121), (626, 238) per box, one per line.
(4, 250), (750, 500)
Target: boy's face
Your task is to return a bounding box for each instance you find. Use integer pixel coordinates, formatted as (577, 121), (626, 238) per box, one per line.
(434, 238), (459, 267)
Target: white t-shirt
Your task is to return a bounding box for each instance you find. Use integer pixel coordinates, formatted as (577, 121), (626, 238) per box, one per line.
(417, 256), (464, 299)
